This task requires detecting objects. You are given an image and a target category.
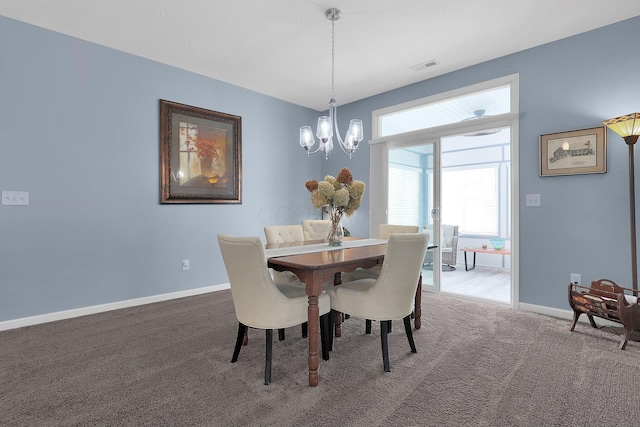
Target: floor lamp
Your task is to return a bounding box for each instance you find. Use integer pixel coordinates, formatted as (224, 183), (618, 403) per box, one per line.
(602, 113), (640, 292)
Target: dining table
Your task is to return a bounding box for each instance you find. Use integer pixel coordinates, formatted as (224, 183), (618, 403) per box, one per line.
(265, 238), (425, 387)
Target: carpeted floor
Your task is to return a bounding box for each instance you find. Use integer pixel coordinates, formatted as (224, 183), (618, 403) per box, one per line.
(2, 290), (640, 426)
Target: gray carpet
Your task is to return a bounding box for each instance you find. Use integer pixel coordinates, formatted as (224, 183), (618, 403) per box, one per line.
(2, 290), (640, 426)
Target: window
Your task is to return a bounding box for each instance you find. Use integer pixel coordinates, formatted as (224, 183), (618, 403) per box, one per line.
(379, 85), (511, 137)
(388, 165), (421, 226)
(442, 166), (499, 236)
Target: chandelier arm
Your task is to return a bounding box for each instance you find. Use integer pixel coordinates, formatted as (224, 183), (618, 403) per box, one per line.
(332, 103), (351, 156)
(331, 99), (357, 158)
(330, 100), (343, 146)
(337, 140), (353, 157)
(305, 144), (325, 156)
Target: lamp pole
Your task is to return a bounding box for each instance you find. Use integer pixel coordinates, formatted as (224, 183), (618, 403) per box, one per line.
(626, 135), (639, 292)
(603, 113), (640, 292)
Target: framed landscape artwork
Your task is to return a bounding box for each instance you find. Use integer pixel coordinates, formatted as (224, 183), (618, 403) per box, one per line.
(160, 100), (242, 203)
(539, 126), (607, 177)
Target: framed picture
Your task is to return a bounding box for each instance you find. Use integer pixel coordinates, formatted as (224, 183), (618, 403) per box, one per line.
(160, 100), (242, 203)
(540, 126), (606, 177)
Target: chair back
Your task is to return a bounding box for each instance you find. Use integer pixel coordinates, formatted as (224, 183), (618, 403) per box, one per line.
(442, 224), (459, 248)
(301, 219), (330, 240)
(217, 234), (305, 329)
(264, 225), (304, 244)
(368, 233), (429, 319)
(378, 224), (419, 239)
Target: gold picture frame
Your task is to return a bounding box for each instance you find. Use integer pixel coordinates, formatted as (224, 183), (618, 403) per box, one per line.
(540, 126), (606, 177)
(160, 100), (242, 204)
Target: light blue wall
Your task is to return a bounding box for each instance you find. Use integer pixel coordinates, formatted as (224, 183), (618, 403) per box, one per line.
(334, 16), (640, 309)
(2, 15), (640, 323)
(0, 17), (323, 322)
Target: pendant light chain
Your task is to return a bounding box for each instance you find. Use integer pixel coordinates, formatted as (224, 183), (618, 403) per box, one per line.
(331, 14), (336, 100)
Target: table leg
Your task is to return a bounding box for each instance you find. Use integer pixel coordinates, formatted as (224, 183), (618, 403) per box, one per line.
(464, 252), (477, 271)
(307, 294), (319, 387)
(414, 274), (422, 329)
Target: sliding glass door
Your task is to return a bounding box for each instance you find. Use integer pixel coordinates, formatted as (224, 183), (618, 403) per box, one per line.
(388, 141), (440, 290)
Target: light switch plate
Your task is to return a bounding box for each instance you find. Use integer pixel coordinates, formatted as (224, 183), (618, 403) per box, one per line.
(2, 191), (29, 205)
(526, 193), (540, 207)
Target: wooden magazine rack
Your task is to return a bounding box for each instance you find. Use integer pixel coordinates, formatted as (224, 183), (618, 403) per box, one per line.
(568, 279), (640, 350)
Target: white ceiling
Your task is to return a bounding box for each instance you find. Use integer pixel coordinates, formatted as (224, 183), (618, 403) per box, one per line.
(2, 0), (640, 111)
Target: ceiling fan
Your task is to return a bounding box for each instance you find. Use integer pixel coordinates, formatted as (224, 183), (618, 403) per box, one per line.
(462, 109), (501, 137)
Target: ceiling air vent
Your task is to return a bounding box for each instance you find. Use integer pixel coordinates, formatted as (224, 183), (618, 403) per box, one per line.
(410, 60), (437, 71)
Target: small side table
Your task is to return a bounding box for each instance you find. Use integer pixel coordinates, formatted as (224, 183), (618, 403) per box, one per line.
(461, 247), (511, 271)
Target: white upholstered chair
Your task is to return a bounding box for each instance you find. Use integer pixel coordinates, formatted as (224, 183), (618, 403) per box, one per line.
(264, 224), (304, 244)
(218, 234), (331, 385)
(424, 224), (459, 270)
(378, 224), (420, 239)
(301, 219), (330, 240)
(341, 224), (419, 282)
(326, 233), (429, 372)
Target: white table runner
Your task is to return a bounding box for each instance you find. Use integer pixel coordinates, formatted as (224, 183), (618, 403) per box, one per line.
(265, 238), (386, 259)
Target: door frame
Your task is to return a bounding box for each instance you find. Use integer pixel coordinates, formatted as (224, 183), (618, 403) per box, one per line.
(368, 75), (520, 307)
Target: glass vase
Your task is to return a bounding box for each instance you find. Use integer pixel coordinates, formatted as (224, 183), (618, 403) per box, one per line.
(326, 206), (345, 246)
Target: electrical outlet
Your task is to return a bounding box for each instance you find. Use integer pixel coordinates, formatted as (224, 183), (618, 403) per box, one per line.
(570, 273), (581, 285)
(182, 259), (190, 271)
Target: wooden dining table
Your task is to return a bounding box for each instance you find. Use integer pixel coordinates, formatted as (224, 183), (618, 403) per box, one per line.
(265, 238), (424, 387)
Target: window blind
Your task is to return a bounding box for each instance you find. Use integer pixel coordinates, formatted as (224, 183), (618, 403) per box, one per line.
(388, 165), (421, 226)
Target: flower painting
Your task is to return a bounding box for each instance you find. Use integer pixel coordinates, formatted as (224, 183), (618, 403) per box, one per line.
(160, 100), (242, 204)
(178, 122), (228, 187)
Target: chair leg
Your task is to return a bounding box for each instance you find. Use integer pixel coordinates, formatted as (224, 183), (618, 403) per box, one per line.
(381, 320), (391, 372)
(278, 328), (285, 341)
(328, 310), (335, 351)
(320, 313), (330, 361)
(403, 315), (417, 353)
(265, 329), (273, 385)
(329, 310), (337, 351)
(365, 319), (372, 334)
(334, 311), (343, 337)
(231, 322), (247, 363)
(301, 322), (308, 338)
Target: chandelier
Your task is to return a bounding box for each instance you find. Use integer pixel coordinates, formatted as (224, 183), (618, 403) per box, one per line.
(299, 8), (363, 159)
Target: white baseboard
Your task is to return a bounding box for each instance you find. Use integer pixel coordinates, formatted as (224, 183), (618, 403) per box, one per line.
(518, 302), (573, 320)
(0, 283), (231, 332)
(519, 301), (621, 328)
(2, 287), (619, 333)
